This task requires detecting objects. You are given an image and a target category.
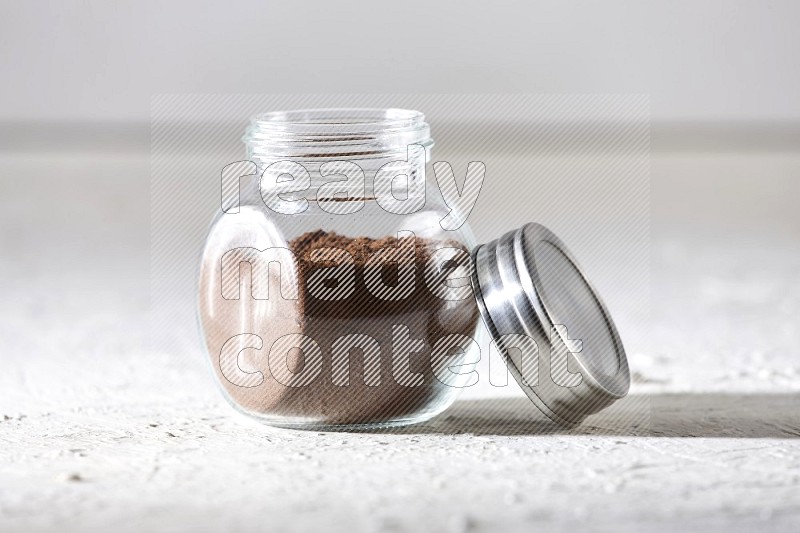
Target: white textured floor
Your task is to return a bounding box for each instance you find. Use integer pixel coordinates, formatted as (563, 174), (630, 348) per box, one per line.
(1, 153), (799, 532)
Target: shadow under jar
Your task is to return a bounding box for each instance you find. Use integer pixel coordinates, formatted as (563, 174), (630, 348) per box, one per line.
(199, 108), (481, 430)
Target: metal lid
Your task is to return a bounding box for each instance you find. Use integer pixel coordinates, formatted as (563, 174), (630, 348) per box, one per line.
(471, 223), (630, 426)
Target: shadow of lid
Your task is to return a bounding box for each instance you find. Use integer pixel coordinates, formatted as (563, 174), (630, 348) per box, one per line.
(365, 393), (800, 438)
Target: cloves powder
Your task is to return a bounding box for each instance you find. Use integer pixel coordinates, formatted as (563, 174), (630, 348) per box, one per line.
(202, 230), (480, 426)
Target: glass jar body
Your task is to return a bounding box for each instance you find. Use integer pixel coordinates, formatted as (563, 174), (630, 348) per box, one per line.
(198, 110), (481, 429)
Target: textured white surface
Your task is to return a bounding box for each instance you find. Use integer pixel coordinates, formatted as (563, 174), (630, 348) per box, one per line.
(1, 153), (799, 532)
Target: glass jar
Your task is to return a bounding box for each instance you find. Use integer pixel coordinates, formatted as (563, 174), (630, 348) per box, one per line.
(199, 108), (632, 431)
(198, 109), (482, 429)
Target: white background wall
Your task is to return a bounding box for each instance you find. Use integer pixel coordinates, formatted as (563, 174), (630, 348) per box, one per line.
(2, 0), (799, 123)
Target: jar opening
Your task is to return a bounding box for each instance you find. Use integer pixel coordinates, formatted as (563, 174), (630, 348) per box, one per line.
(244, 108), (433, 164)
(253, 108), (425, 132)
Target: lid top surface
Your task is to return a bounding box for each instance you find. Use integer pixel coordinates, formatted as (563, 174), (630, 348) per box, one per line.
(529, 238), (621, 383)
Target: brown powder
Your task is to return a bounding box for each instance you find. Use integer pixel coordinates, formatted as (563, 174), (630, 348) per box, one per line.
(201, 230), (480, 427)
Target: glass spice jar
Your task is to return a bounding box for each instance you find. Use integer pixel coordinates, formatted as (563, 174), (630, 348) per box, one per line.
(198, 108), (630, 430)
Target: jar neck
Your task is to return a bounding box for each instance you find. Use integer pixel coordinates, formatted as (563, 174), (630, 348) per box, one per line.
(243, 109), (434, 203)
(244, 108), (433, 170)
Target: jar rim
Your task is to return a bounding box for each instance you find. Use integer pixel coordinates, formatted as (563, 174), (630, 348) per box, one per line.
(251, 108), (425, 133)
(244, 108), (433, 163)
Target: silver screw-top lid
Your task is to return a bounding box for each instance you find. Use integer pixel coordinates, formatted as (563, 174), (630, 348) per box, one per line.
(471, 223), (630, 426)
